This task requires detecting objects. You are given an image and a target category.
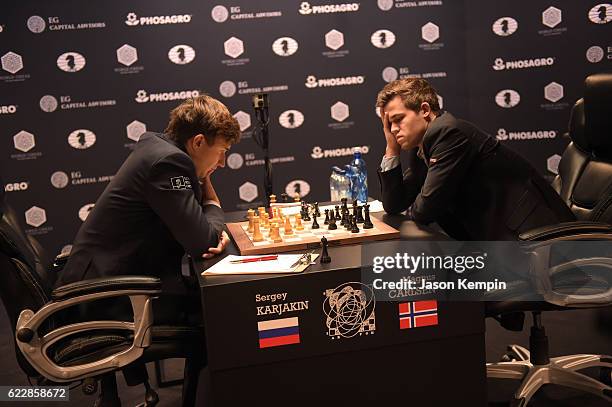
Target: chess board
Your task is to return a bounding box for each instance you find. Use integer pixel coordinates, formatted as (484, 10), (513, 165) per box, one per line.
(227, 212), (399, 256)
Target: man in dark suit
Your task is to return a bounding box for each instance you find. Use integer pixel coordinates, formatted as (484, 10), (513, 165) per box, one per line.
(377, 78), (574, 240)
(56, 95), (240, 321)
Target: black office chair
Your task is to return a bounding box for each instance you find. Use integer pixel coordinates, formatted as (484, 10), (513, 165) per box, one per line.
(486, 73), (612, 406)
(0, 198), (205, 407)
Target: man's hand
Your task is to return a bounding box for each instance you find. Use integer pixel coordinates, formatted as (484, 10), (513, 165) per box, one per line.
(202, 231), (229, 259)
(200, 175), (221, 206)
(380, 107), (401, 157)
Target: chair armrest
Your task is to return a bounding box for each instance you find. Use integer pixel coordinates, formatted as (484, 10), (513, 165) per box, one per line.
(51, 276), (162, 301)
(519, 221), (612, 241)
(16, 276), (161, 382)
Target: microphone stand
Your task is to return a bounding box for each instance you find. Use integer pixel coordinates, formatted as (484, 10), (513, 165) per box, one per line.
(252, 94), (273, 207)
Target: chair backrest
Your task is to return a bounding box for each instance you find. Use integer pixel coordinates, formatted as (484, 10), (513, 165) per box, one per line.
(0, 200), (56, 377)
(553, 72), (612, 223)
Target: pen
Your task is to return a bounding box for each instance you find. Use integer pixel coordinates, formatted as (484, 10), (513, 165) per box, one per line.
(230, 255), (278, 264)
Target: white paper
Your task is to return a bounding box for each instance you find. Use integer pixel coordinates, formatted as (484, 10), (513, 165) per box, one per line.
(202, 254), (306, 275)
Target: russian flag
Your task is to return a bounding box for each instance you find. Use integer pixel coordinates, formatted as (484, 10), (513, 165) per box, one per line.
(399, 300), (438, 329)
(257, 317), (300, 348)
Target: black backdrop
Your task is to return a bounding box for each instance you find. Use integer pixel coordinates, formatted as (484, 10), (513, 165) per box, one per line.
(1, 1), (611, 255)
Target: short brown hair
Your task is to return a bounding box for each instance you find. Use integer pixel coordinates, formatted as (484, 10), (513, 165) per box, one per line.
(165, 94), (241, 146)
(376, 78), (441, 113)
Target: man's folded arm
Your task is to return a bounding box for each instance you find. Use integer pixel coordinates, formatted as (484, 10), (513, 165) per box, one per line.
(145, 153), (225, 257)
(411, 129), (473, 224)
(378, 148), (427, 214)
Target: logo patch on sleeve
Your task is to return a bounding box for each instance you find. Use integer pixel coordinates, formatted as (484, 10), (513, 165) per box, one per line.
(170, 176), (192, 190)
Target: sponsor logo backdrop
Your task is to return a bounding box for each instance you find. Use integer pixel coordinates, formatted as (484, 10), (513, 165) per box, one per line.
(1, 1), (610, 254)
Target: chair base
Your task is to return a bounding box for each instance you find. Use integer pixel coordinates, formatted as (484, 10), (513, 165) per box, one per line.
(487, 344), (612, 406)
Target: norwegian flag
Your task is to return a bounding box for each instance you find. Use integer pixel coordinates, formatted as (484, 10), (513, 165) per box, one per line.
(399, 300), (438, 329)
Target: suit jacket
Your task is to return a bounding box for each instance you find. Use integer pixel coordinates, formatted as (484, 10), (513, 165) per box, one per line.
(56, 132), (225, 294)
(378, 112), (575, 240)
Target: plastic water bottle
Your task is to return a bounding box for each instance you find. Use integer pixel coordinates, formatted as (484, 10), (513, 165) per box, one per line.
(330, 166), (351, 201)
(349, 147), (368, 203)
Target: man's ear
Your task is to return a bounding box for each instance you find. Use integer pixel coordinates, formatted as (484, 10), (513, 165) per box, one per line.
(192, 134), (205, 148)
(421, 102), (433, 119)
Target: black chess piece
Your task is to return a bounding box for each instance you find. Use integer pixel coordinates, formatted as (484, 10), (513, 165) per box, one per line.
(314, 202), (321, 217)
(340, 208), (347, 226)
(324, 209), (330, 225)
(356, 205), (364, 223)
(351, 215), (360, 233)
(328, 216), (337, 230)
(320, 236), (331, 263)
(329, 210), (336, 222)
(302, 204), (311, 221)
(335, 205), (341, 219)
(345, 215), (353, 230)
(363, 204), (373, 229)
(312, 216), (319, 229)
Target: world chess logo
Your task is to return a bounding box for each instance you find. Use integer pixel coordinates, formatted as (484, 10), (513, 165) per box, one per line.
(224, 37), (244, 58)
(547, 154), (562, 175)
(117, 44), (138, 67)
(279, 110), (304, 129)
(495, 89), (520, 108)
(588, 4), (611, 24)
(126, 120), (146, 141)
(50, 171), (69, 189)
(586, 46), (605, 63)
(233, 111), (251, 132)
(542, 6), (562, 29)
(330, 101), (349, 122)
(492, 17), (518, 36)
(170, 176), (192, 190)
(25, 206), (47, 228)
(78, 203), (95, 221)
(219, 80), (237, 97)
(382, 66), (398, 83)
(421, 22), (439, 43)
(211, 5), (229, 22)
(285, 179), (310, 198)
(377, 0), (393, 11)
(325, 29), (344, 50)
(27, 15), (46, 33)
(544, 82), (564, 103)
(135, 90), (149, 103)
(272, 37), (299, 56)
(323, 282), (376, 339)
(168, 45), (195, 64)
(39, 95), (58, 112)
(68, 129), (96, 149)
(239, 181), (258, 202)
(370, 29), (395, 48)
(57, 52), (86, 72)
(13, 130), (35, 153)
(1, 51), (23, 74)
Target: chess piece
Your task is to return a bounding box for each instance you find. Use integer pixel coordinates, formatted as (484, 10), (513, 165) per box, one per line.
(363, 204), (374, 229)
(253, 218), (264, 242)
(328, 216), (337, 230)
(269, 194), (277, 204)
(345, 215), (352, 230)
(294, 194), (301, 202)
(284, 216), (293, 235)
(351, 216), (360, 233)
(247, 209), (255, 233)
(335, 205), (341, 219)
(320, 236), (331, 264)
(356, 205), (364, 223)
(271, 224), (283, 243)
(312, 216), (320, 229)
(295, 214), (304, 231)
(262, 213), (270, 229)
(302, 204), (311, 221)
(314, 202), (320, 218)
(324, 209), (330, 225)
